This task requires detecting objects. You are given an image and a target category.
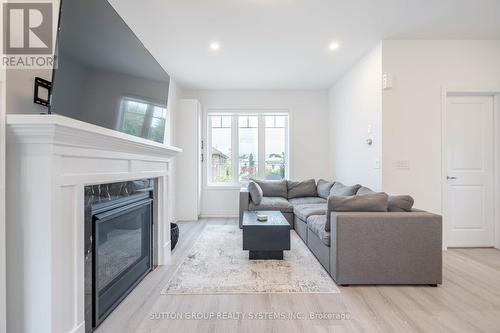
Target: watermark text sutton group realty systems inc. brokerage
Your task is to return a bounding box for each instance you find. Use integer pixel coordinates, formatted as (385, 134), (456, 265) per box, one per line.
(2, 1), (57, 69)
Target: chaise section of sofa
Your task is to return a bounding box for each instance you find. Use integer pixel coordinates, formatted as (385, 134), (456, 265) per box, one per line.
(329, 211), (442, 285)
(240, 179), (322, 228)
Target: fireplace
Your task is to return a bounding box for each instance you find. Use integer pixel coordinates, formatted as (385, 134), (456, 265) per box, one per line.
(7, 115), (180, 332)
(84, 180), (155, 332)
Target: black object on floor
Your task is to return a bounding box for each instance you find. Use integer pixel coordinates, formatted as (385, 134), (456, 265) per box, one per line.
(249, 250), (284, 260)
(171, 223), (179, 250)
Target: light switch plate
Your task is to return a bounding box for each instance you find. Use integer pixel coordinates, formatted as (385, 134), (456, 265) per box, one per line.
(395, 160), (410, 170)
(382, 73), (393, 90)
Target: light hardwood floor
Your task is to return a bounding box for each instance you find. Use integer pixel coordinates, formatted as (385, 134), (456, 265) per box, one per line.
(96, 218), (500, 333)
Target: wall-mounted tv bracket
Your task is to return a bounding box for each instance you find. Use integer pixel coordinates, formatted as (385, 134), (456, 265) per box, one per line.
(34, 77), (52, 107)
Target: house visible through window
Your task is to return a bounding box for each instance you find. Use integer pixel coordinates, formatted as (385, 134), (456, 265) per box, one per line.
(208, 112), (289, 185)
(119, 97), (168, 143)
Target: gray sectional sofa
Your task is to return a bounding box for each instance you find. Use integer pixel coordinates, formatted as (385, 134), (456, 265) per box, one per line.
(239, 178), (443, 286)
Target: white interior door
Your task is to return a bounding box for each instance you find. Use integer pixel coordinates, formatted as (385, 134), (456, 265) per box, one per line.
(445, 95), (495, 247)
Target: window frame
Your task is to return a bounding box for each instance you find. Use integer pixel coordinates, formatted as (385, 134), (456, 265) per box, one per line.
(206, 109), (290, 188)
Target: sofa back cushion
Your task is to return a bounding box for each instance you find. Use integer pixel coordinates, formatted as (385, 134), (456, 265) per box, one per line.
(316, 179), (335, 199)
(357, 187), (414, 212)
(330, 182), (361, 197)
(251, 179), (288, 198)
(388, 195), (414, 212)
(325, 193), (389, 231)
(287, 179), (318, 198)
(356, 186), (375, 195)
(247, 181), (263, 205)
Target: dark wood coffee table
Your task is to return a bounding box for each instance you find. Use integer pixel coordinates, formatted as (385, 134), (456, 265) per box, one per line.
(242, 211), (291, 260)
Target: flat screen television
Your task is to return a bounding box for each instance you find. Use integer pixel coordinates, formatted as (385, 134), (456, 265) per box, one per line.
(49, 0), (170, 143)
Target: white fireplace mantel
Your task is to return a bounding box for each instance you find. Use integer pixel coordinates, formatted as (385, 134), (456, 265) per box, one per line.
(6, 114), (181, 333)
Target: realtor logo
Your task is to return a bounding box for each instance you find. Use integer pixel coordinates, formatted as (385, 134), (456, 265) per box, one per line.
(3, 2), (52, 55)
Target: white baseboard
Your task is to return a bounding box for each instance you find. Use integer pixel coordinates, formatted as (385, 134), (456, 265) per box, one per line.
(70, 321), (85, 333)
(160, 240), (172, 265)
(199, 213), (239, 218)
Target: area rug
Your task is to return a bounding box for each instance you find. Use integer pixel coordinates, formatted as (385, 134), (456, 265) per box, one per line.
(161, 225), (339, 294)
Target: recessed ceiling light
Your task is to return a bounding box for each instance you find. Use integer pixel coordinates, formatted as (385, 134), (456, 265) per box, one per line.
(329, 42), (340, 51)
(209, 42), (220, 51)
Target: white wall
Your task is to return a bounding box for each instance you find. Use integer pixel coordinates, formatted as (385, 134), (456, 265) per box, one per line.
(181, 90), (330, 217)
(166, 79), (184, 222)
(382, 40), (500, 213)
(328, 43), (382, 190)
(6, 69), (51, 114)
(168, 79), (184, 145)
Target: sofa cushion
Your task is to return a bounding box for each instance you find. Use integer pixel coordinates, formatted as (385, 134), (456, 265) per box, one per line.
(293, 203), (327, 221)
(356, 186), (375, 195)
(288, 197), (326, 206)
(316, 179), (335, 199)
(307, 215), (330, 246)
(325, 193), (389, 231)
(249, 196), (293, 213)
(388, 195), (414, 212)
(248, 181), (263, 205)
(251, 179), (287, 198)
(287, 179), (318, 198)
(330, 182), (361, 197)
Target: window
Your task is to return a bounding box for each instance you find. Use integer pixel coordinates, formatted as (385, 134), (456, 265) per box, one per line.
(207, 112), (289, 185)
(238, 116), (259, 182)
(209, 115), (232, 183)
(119, 97), (168, 143)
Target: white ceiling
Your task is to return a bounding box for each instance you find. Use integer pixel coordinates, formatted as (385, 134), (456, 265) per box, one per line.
(110, 0), (500, 90)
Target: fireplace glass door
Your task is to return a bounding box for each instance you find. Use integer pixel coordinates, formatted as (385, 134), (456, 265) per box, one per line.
(93, 194), (152, 327)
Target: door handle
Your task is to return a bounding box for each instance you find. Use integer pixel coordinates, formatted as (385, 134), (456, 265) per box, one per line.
(447, 176), (457, 180)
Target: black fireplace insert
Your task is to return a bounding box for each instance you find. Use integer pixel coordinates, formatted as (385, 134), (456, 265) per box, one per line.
(84, 180), (154, 332)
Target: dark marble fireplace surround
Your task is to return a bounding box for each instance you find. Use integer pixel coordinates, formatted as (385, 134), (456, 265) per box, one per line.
(84, 179), (156, 332)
